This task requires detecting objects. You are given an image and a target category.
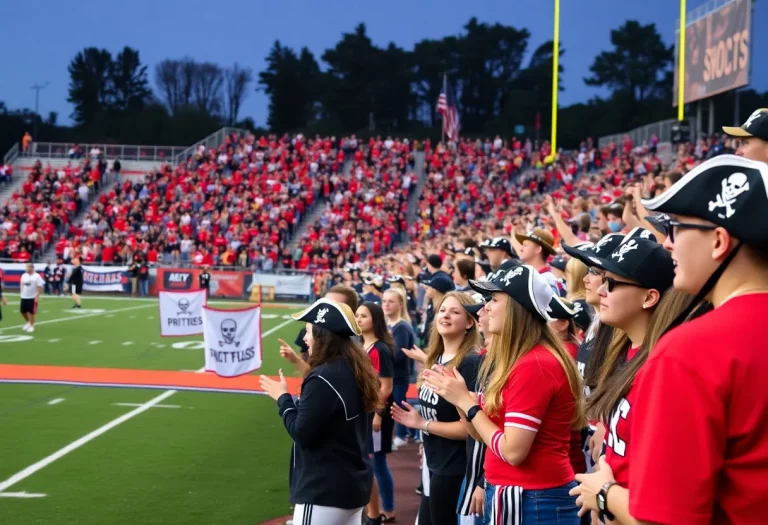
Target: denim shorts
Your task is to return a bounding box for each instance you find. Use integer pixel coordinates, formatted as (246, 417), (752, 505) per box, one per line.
(484, 481), (579, 525)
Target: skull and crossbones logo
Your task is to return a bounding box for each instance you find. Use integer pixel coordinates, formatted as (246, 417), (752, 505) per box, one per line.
(219, 319), (239, 347)
(177, 298), (191, 315)
(592, 236), (613, 254)
(612, 240), (638, 262)
(502, 267), (524, 286)
(314, 308), (329, 324)
(708, 172), (750, 219)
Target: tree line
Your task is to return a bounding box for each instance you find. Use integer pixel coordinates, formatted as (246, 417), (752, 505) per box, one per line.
(1, 17), (767, 156)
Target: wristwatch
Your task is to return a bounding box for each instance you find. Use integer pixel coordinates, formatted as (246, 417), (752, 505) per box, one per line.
(466, 404), (482, 422)
(597, 481), (618, 521)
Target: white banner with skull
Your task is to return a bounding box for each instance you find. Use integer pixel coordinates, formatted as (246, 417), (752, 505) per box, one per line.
(202, 304), (262, 377)
(158, 290), (207, 337)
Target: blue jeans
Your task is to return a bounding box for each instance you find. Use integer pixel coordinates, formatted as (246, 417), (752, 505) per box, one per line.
(457, 477), (484, 525)
(139, 280), (149, 297)
(373, 452), (394, 513)
(393, 383), (409, 439)
(484, 481), (579, 525)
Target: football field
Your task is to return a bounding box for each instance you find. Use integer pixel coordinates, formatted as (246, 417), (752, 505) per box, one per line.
(0, 294), (305, 525)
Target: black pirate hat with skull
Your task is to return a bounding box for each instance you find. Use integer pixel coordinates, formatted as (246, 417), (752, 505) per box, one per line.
(468, 264), (553, 321)
(291, 298), (362, 337)
(582, 238), (675, 294)
(642, 155), (768, 246)
(562, 227), (656, 269)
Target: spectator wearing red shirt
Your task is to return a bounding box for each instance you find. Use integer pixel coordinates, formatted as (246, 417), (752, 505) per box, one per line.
(423, 266), (583, 524)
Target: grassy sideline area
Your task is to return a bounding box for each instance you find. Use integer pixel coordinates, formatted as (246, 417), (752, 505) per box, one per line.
(0, 294), (305, 525)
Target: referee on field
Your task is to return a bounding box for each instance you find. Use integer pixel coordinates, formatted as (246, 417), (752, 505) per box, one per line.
(20, 263), (44, 333)
(68, 258), (84, 309)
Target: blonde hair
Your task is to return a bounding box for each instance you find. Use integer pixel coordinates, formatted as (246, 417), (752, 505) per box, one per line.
(383, 287), (411, 324)
(420, 292), (481, 384)
(478, 297), (586, 428)
(564, 258), (588, 302)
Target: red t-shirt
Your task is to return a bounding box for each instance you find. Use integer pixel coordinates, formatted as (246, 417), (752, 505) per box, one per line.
(482, 344), (576, 488)
(629, 294), (768, 525)
(603, 346), (640, 486)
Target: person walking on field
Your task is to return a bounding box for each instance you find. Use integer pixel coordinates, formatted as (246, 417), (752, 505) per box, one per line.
(68, 258), (84, 309)
(20, 263), (44, 332)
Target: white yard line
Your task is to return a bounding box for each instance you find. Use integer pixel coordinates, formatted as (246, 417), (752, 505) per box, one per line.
(0, 319), (292, 495)
(47, 398), (65, 406)
(0, 491), (47, 498)
(2, 293), (305, 308)
(3, 304), (153, 331)
(112, 402), (182, 409)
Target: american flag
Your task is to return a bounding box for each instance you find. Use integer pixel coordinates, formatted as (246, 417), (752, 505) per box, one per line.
(436, 74), (460, 141)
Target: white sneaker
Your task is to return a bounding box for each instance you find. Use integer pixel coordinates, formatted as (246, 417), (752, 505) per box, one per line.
(23, 323), (30, 331)
(27, 326), (34, 333)
(393, 437), (408, 448)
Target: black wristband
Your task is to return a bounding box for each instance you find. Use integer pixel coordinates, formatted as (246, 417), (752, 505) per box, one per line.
(466, 404), (482, 422)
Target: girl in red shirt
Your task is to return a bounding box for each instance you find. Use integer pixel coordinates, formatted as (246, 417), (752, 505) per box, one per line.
(423, 265), (584, 525)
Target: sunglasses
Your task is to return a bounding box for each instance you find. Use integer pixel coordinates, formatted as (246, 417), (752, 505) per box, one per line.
(601, 275), (646, 293)
(668, 221), (717, 243)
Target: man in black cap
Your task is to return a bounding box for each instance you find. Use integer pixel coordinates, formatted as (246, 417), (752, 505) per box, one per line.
(722, 108), (768, 163)
(619, 155), (768, 525)
(481, 237), (517, 272)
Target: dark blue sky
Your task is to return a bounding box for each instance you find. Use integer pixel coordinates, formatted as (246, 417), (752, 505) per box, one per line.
(1, 0), (765, 131)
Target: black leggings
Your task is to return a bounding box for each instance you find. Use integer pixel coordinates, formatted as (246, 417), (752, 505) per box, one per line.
(418, 472), (463, 525)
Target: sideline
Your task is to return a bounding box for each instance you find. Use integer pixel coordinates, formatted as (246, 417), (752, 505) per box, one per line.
(2, 293), (306, 309)
(2, 304), (154, 331)
(0, 319), (293, 495)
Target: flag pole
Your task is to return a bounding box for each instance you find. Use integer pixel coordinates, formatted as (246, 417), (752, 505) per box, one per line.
(545, 0), (560, 164)
(677, 0), (686, 120)
(441, 73), (447, 145)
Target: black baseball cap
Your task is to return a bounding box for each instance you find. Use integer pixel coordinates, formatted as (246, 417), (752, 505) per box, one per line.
(584, 238), (675, 293)
(422, 272), (455, 294)
(722, 109), (768, 142)
(644, 213), (671, 236)
(642, 155), (768, 246)
(550, 255), (568, 272)
(469, 264), (554, 321)
(482, 236), (516, 258)
(571, 299), (594, 332)
(462, 292), (487, 320)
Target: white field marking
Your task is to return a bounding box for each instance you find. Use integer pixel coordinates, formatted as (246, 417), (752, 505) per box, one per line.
(121, 341), (134, 346)
(48, 398), (65, 405)
(147, 316), (154, 319)
(48, 339), (61, 343)
(88, 340), (102, 345)
(3, 304), (154, 331)
(1, 293), (305, 308)
(0, 319), (292, 494)
(0, 492), (46, 498)
(112, 402), (181, 409)
(106, 314), (114, 318)
(129, 315), (136, 319)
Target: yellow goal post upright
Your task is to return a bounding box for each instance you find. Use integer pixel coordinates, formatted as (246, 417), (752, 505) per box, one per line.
(544, 0), (560, 165)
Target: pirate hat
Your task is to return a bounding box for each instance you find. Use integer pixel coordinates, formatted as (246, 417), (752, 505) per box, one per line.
(562, 227), (656, 269)
(387, 275), (406, 286)
(571, 299), (594, 332)
(463, 292), (487, 320)
(641, 155), (768, 245)
(722, 108), (768, 142)
(644, 213), (671, 236)
(469, 264), (553, 321)
(482, 236), (517, 258)
(548, 296), (577, 320)
(515, 227), (557, 256)
(584, 238), (674, 293)
(291, 298), (361, 337)
(363, 275), (384, 290)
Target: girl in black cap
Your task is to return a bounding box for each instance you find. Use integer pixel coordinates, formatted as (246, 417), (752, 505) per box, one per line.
(423, 265), (584, 525)
(391, 291), (482, 525)
(355, 302), (396, 525)
(260, 299), (380, 525)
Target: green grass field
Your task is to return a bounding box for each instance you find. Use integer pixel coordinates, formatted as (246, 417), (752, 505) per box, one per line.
(0, 294), (306, 525)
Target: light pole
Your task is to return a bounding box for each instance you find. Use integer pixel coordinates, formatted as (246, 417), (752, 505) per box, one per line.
(31, 82), (49, 140)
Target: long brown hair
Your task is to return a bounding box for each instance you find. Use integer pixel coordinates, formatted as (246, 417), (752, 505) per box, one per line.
(421, 292), (481, 382)
(360, 302), (395, 352)
(479, 297), (586, 428)
(587, 291), (711, 421)
(307, 326), (380, 413)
